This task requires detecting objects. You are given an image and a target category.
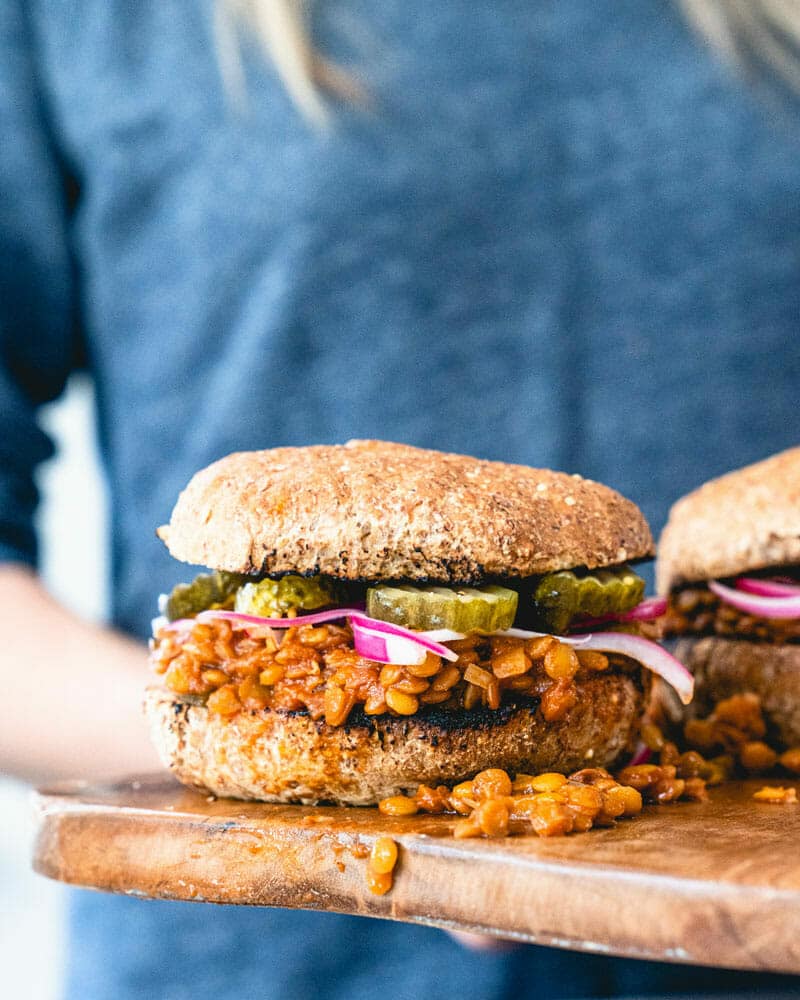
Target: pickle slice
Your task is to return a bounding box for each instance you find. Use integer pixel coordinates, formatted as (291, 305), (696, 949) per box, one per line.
(165, 570), (246, 621)
(234, 575), (341, 618)
(366, 584), (518, 633)
(528, 566), (645, 634)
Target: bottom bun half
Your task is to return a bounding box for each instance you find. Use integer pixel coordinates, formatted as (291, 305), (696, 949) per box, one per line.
(675, 636), (800, 748)
(145, 670), (647, 805)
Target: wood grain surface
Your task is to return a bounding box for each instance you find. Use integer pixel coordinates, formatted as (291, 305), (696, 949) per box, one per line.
(32, 774), (800, 974)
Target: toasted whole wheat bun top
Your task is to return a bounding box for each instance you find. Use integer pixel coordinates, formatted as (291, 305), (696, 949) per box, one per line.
(158, 441), (653, 581)
(658, 447), (800, 594)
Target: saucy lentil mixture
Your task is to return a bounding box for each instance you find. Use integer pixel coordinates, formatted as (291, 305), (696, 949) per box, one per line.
(674, 691), (800, 777)
(371, 698), (800, 848)
(367, 837), (399, 896)
(151, 586), (800, 874)
(365, 751), (795, 895)
(379, 767), (642, 839)
(150, 618), (625, 727)
(378, 759), (707, 841)
(665, 586), (800, 643)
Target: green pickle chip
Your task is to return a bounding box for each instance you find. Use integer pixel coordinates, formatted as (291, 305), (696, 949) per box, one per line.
(165, 570), (247, 621)
(366, 584), (518, 633)
(234, 575), (340, 618)
(166, 571), (340, 621)
(528, 566), (645, 634)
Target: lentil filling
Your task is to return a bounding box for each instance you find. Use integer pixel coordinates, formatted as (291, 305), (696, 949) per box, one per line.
(150, 618), (633, 728)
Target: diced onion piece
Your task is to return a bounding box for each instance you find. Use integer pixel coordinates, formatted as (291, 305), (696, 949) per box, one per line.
(709, 580), (800, 620)
(735, 577), (800, 599)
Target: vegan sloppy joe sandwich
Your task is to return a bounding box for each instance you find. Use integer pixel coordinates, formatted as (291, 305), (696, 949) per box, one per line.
(147, 440), (692, 804)
(659, 447), (800, 746)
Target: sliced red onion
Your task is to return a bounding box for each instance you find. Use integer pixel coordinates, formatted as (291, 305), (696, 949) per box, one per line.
(196, 607), (364, 628)
(621, 596), (668, 621)
(571, 596), (668, 630)
(735, 577), (800, 598)
(349, 614), (460, 663)
(576, 632), (694, 705)
(350, 619), (430, 665)
(418, 628), (467, 643)
(709, 580), (800, 620)
(626, 743), (653, 767)
(493, 627), (591, 646)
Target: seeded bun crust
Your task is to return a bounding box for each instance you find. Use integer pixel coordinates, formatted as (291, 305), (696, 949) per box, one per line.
(658, 447), (800, 594)
(145, 669), (648, 805)
(158, 441), (653, 582)
(674, 636), (800, 748)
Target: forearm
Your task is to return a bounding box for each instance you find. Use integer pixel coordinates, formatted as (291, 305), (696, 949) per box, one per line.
(0, 564), (162, 783)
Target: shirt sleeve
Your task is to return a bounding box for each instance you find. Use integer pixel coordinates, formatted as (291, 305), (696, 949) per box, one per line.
(0, 0), (78, 567)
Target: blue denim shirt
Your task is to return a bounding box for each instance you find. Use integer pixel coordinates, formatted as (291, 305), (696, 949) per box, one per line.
(2, 1), (799, 996)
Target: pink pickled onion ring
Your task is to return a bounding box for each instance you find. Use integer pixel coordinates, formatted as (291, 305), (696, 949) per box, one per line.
(350, 619), (448, 665)
(735, 577), (800, 598)
(349, 621), (425, 665)
(621, 596), (668, 621)
(572, 596), (667, 630)
(196, 607), (364, 628)
(709, 580), (800, 620)
(349, 613), (459, 663)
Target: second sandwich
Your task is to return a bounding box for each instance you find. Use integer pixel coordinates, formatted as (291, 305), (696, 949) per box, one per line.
(660, 446), (800, 747)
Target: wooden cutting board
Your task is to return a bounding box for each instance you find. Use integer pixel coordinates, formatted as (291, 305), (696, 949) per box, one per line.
(32, 774), (800, 974)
